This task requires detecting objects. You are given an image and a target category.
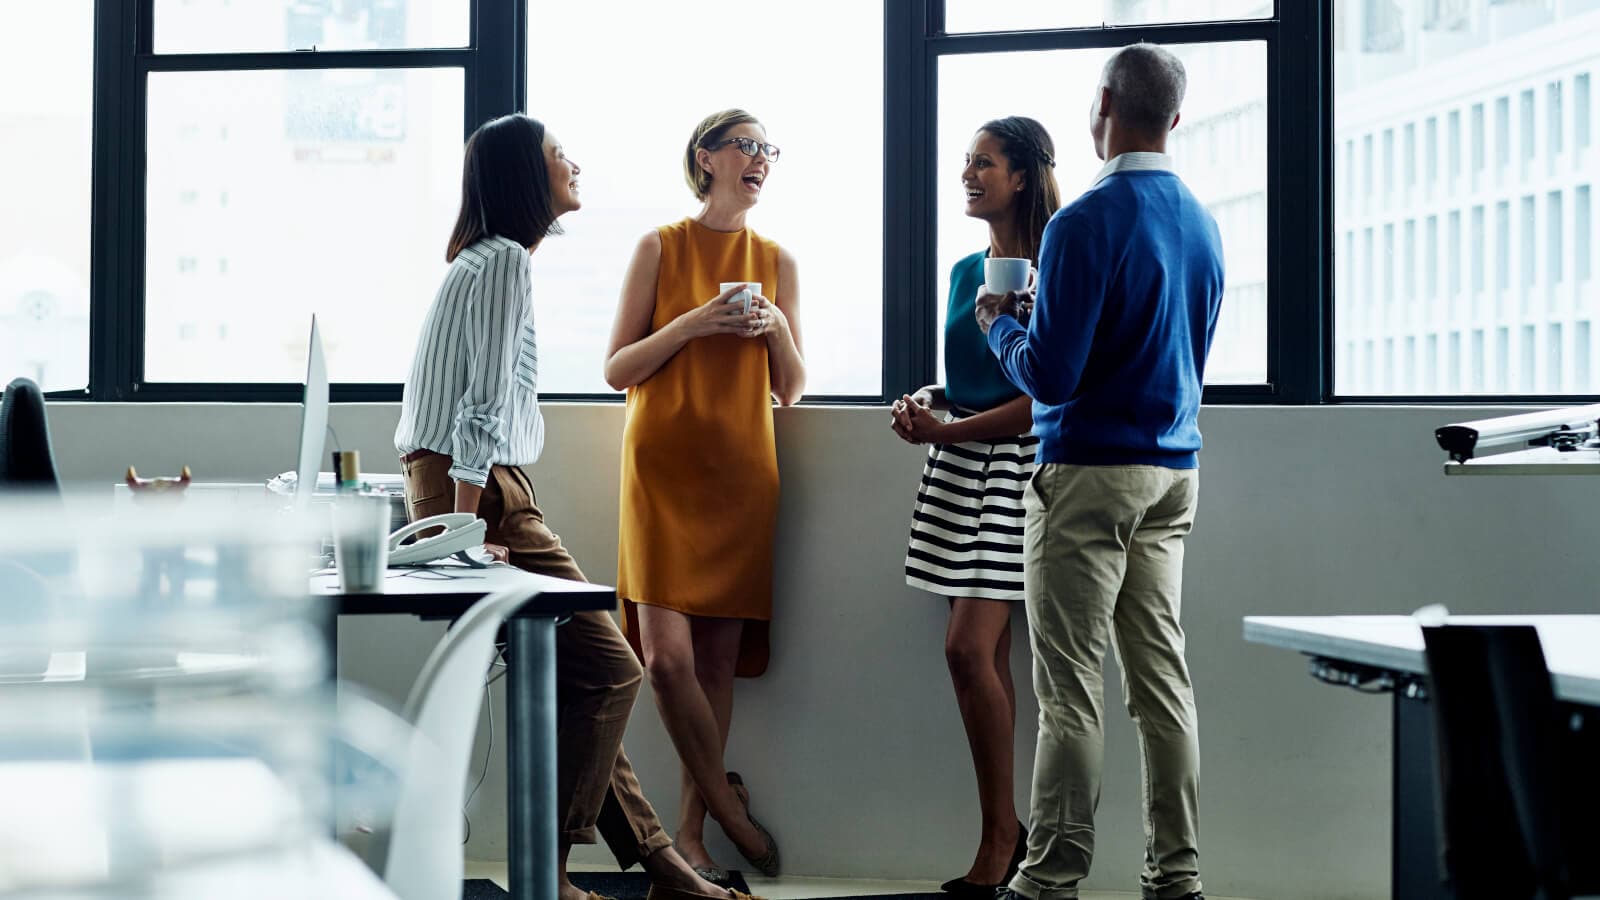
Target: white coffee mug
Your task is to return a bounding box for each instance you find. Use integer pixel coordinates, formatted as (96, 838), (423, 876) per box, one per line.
(984, 258), (1037, 295)
(719, 281), (762, 315)
(332, 495), (391, 593)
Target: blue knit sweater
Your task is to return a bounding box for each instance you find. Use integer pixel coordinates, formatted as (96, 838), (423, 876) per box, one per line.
(986, 168), (1225, 468)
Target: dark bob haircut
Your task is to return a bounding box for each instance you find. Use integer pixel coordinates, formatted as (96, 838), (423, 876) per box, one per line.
(447, 114), (562, 262)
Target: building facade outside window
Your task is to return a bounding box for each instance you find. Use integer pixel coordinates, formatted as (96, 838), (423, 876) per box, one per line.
(1334, 0), (1600, 395)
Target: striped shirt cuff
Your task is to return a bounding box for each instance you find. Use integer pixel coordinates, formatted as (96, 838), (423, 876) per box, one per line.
(447, 461), (489, 487)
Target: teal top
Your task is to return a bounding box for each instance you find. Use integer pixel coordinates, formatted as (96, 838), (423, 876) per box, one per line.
(945, 250), (1024, 411)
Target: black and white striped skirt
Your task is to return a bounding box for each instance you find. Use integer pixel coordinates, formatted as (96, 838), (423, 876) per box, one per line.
(904, 408), (1039, 601)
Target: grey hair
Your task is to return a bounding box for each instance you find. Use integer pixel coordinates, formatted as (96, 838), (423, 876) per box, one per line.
(1101, 43), (1187, 136)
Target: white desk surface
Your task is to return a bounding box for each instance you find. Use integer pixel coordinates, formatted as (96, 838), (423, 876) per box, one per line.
(311, 560), (616, 619)
(1443, 445), (1600, 475)
(1243, 615), (1600, 706)
(310, 560), (596, 596)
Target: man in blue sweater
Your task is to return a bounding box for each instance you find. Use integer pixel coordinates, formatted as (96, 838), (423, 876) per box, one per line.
(977, 44), (1224, 900)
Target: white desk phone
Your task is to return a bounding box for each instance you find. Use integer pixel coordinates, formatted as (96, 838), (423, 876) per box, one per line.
(387, 513), (489, 567)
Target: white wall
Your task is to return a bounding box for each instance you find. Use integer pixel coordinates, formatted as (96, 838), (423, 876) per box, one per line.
(43, 402), (1600, 900)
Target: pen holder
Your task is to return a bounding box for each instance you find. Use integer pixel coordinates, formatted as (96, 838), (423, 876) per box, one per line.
(331, 495), (389, 593)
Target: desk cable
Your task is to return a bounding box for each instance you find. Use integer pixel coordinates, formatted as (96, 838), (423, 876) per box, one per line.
(463, 643), (510, 845)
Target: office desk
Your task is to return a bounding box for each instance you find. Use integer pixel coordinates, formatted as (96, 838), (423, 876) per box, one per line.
(1441, 445), (1600, 475)
(313, 563), (615, 900)
(1243, 615), (1600, 900)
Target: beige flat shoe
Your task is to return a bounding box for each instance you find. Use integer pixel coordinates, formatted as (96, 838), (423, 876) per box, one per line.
(725, 772), (779, 878)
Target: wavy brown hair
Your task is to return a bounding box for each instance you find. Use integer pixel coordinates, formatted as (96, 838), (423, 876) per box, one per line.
(978, 116), (1062, 265)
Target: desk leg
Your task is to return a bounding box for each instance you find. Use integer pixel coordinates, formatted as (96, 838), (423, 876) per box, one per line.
(1393, 692), (1453, 900)
(507, 617), (558, 900)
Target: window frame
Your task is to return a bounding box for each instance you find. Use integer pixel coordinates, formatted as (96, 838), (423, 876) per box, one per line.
(886, 0), (1326, 406)
(64, 0), (1590, 405)
(82, 0), (523, 403)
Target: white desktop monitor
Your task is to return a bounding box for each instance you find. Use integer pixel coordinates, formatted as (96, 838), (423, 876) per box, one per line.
(295, 316), (329, 509)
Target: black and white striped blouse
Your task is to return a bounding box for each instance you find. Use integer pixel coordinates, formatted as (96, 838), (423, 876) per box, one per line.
(394, 235), (545, 487)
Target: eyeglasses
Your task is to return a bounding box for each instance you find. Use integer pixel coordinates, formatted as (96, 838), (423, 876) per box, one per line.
(710, 137), (781, 162)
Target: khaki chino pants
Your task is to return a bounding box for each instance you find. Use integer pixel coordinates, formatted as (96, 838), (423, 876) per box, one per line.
(401, 451), (672, 865)
(1011, 463), (1202, 900)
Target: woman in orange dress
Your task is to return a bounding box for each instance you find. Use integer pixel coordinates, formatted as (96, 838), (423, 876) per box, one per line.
(603, 109), (804, 882)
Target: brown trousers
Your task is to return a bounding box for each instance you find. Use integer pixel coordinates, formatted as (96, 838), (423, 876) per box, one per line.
(400, 451), (671, 865)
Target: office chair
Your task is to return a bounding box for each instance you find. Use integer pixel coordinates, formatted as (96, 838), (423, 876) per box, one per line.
(0, 377), (61, 491)
(363, 582), (543, 900)
(1421, 624), (1600, 900)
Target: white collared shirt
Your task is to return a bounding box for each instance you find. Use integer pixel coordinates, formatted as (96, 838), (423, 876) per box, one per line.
(1092, 151), (1175, 185)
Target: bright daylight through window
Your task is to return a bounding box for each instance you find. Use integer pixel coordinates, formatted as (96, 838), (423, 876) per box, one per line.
(938, 38), (1268, 385)
(1334, 0), (1600, 395)
(143, 0), (466, 385)
(152, 0), (468, 53)
(526, 0), (884, 396)
(144, 67), (463, 384)
(1, 2), (91, 393)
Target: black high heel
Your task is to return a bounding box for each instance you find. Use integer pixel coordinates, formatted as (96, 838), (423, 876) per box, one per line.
(940, 822), (1028, 896)
(1005, 822), (1028, 881)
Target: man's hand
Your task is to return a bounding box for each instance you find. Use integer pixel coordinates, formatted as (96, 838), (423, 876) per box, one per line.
(909, 383), (945, 411)
(975, 285), (1032, 335)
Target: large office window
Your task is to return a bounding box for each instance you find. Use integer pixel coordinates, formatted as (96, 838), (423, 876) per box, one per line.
(1333, 0), (1600, 395)
(80, 0), (502, 401)
(916, 1), (1286, 398)
(74, 0), (1599, 406)
(525, 1), (883, 396)
(139, 2), (469, 386)
(935, 41), (1267, 385)
(1, 3), (92, 393)
(145, 68), (463, 383)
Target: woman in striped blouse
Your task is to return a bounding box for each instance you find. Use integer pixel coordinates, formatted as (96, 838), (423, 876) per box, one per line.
(889, 116), (1061, 899)
(395, 114), (752, 900)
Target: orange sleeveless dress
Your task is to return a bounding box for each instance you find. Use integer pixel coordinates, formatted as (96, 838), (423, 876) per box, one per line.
(617, 218), (782, 678)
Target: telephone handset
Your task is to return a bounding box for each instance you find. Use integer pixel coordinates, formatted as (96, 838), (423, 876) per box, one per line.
(388, 513), (489, 568)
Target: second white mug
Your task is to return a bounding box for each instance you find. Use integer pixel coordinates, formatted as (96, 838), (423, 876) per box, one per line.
(984, 257), (1036, 295)
(719, 281), (763, 315)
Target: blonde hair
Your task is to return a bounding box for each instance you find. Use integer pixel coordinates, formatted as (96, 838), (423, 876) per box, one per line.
(684, 108), (762, 200)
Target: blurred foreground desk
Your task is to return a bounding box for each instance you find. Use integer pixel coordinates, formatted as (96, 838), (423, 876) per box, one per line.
(0, 758), (394, 899)
(1244, 615), (1600, 900)
(314, 562), (615, 900)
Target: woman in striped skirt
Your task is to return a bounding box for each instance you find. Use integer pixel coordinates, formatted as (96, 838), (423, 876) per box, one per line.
(890, 116), (1061, 899)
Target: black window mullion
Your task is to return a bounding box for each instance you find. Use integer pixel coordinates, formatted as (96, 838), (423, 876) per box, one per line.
(85, 0), (142, 401)
(470, 0), (521, 128)
(140, 48), (475, 72)
(1272, 0), (1328, 403)
(931, 18), (1275, 54)
(883, 0), (940, 401)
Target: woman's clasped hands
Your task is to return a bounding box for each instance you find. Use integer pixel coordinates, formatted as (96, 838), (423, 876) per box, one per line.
(890, 386), (946, 445)
(677, 283), (780, 340)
